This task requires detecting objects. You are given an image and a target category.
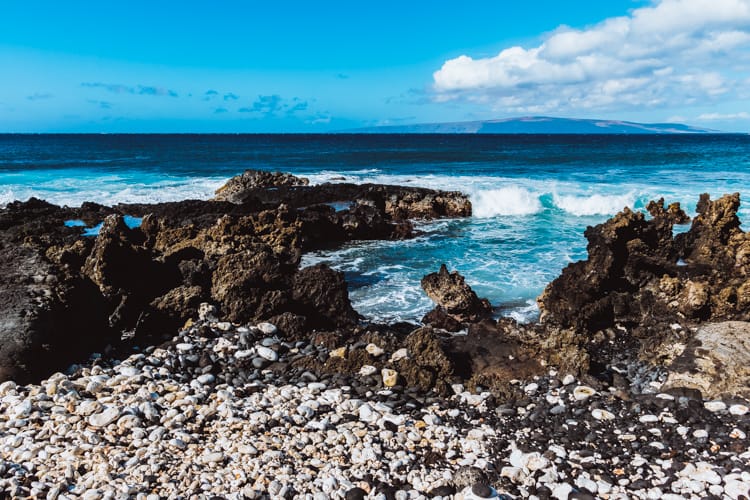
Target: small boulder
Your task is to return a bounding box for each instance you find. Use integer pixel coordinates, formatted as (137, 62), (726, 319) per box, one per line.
(291, 264), (359, 329)
(421, 264), (491, 324)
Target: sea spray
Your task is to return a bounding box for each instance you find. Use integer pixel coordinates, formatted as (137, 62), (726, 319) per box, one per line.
(552, 191), (636, 216)
(470, 186), (543, 217)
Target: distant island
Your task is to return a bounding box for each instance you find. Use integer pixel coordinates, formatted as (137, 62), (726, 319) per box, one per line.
(345, 116), (723, 134)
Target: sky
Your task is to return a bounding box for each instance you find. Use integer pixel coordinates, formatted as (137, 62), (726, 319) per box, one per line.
(1, 0), (750, 132)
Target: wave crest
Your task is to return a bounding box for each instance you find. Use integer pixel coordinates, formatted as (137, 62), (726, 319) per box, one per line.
(553, 192), (635, 216)
(471, 187), (543, 217)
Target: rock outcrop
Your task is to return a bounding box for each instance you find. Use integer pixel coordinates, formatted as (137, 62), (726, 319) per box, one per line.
(0, 173), (473, 383)
(0, 239), (113, 383)
(214, 169), (309, 203)
(421, 265), (492, 329)
(211, 171), (471, 220)
(538, 193), (750, 396)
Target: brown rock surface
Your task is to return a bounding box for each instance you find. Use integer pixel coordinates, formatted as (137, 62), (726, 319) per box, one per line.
(421, 264), (492, 324)
(662, 321), (750, 398)
(213, 169), (309, 203)
(0, 173), (474, 383)
(290, 264), (359, 329)
(397, 327), (455, 394)
(538, 193), (750, 388)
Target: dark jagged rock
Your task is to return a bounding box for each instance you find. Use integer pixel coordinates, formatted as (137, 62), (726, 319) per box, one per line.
(266, 312), (308, 339)
(677, 192), (750, 273)
(421, 307), (464, 332)
(0, 240), (113, 383)
(212, 173), (471, 220)
(297, 202), (413, 249)
(421, 264), (492, 325)
(396, 327), (454, 394)
(538, 194), (750, 396)
(290, 264), (359, 329)
(213, 169), (309, 203)
(385, 189), (472, 220)
(0, 172), (473, 384)
(537, 198), (690, 335)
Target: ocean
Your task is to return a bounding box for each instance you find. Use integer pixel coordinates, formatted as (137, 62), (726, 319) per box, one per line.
(2, 133), (750, 324)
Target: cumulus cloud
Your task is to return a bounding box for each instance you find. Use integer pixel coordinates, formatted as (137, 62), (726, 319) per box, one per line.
(82, 82), (178, 97)
(433, 0), (750, 113)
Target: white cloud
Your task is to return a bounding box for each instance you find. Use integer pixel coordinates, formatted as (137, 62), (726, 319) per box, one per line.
(696, 111), (750, 120)
(433, 0), (750, 113)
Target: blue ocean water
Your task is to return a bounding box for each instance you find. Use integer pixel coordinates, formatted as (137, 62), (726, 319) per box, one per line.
(2, 133), (750, 323)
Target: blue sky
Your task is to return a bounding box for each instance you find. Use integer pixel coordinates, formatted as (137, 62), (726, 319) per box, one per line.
(2, 0), (750, 132)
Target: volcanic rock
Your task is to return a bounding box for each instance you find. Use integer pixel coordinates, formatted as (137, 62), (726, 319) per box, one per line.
(385, 189), (472, 220)
(446, 320), (546, 396)
(0, 173), (475, 384)
(538, 194), (750, 389)
(290, 264), (360, 329)
(662, 321), (750, 398)
(421, 307), (464, 332)
(0, 239), (113, 383)
(421, 264), (492, 324)
(214, 169), (309, 203)
(396, 327), (455, 393)
(211, 173), (471, 220)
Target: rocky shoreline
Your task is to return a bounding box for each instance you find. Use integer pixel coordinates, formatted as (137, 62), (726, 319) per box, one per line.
(1, 316), (748, 498)
(1, 169), (750, 498)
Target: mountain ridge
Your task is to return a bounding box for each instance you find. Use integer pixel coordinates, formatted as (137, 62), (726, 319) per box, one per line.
(344, 116), (725, 134)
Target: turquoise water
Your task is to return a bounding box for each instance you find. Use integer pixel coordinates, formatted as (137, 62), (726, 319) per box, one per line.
(2, 134), (750, 322)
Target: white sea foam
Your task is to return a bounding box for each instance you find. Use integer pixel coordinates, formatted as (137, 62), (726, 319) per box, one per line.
(505, 300), (541, 324)
(471, 187), (543, 217)
(553, 191), (635, 216)
(0, 177), (227, 208)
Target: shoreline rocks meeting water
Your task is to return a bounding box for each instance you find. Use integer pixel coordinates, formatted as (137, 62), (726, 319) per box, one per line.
(0, 169), (749, 498)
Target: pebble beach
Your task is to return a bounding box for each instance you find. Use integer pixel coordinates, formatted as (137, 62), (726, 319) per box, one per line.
(2, 313), (749, 499)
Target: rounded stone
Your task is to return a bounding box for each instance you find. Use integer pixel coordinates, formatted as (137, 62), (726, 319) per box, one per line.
(329, 346), (347, 358)
(591, 408), (615, 420)
(704, 401), (727, 412)
(256, 322), (278, 335)
(359, 365), (377, 376)
(366, 343), (385, 357)
(573, 386), (596, 401)
(729, 404), (749, 415)
(471, 483), (494, 498)
(390, 348), (408, 362)
(88, 407), (121, 428)
(255, 346), (278, 362)
(345, 487), (367, 500)
(175, 343), (194, 353)
(381, 368), (398, 387)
